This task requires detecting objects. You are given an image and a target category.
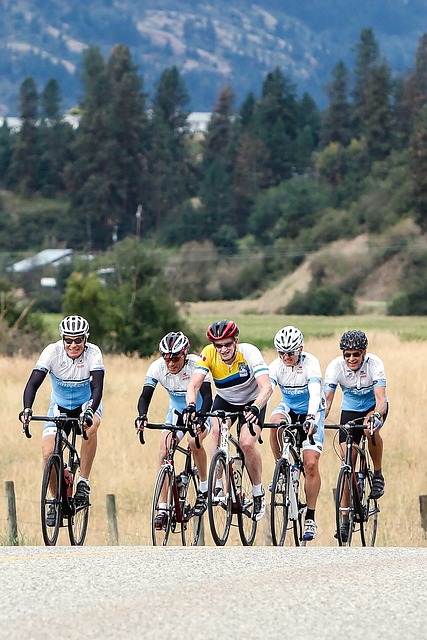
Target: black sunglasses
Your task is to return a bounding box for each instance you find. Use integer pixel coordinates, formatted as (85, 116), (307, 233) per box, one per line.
(63, 337), (85, 345)
(343, 350), (363, 359)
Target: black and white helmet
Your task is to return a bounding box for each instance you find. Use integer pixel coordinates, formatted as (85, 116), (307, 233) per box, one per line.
(339, 330), (368, 351)
(159, 331), (190, 358)
(274, 325), (304, 352)
(59, 315), (90, 338)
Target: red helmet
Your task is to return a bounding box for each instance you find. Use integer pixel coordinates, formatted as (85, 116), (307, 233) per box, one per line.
(206, 320), (239, 342)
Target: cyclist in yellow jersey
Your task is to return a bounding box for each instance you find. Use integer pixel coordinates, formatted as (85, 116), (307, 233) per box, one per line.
(185, 320), (272, 521)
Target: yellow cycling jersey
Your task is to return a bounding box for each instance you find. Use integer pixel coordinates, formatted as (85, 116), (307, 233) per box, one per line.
(195, 343), (269, 405)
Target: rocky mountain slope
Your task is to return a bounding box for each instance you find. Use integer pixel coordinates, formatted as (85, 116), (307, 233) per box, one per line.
(0, 0), (425, 115)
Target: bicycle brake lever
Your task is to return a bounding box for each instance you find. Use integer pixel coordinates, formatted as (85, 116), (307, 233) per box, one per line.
(139, 429), (145, 445)
(246, 420), (256, 437)
(23, 422), (32, 439)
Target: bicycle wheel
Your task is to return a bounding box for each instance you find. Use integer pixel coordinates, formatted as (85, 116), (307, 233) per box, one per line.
(68, 472), (90, 546)
(151, 465), (174, 546)
(270, 460), (291, 546)
(181, 469), (202, 546)
(360, 469), (379, 546)
(335, 467), (354, 547)
(41, 454), (62, 546)
(237, 462), (257, 546)
(208, 451), (232, 546)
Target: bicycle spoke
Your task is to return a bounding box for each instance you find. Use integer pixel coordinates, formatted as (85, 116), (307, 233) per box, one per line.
(208, 451), (231, 546)
(237, 460), (257, 546)
(270, 460), (291, 546)
(335, 467), (354, 547)
(181, 470), (202, 546)
(151, 466), (174, 546)
(41, 455), (62, 546)
(68, 470), (89, 545)
(360, 470), (379, 546)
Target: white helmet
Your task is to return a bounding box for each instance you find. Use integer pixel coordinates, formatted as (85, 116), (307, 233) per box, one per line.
(59, 315), (90, 338)
(274, 325), (304, 352)
(159, 331), (190, 358)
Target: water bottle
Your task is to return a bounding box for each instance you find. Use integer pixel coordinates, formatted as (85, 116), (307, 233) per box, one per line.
(64, 464), (73, 499)
(232, 456), (243, 494)
(180, 472), (189, 498)
(291, 463), (300, 490)
(357, 471), (365, 496)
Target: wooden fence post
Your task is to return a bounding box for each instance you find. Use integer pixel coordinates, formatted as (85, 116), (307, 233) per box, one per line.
(106, 494), (119, 545)
(5, 481), (18, 545)
(419, 495), (427, 536)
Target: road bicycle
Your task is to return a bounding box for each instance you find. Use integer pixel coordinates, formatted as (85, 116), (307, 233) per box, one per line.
(265, 421), (308, 546)
(200, 410), (257, 546)
(138, 422), (202, 546)
(22, 412), (90, 546)
(325, 418), (380, 547)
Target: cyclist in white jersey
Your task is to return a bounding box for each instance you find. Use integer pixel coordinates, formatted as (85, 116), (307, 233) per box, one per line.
(324, 329), (387, 513)
(135, 332), (212, 526)
(19, 315), (105, 510)
(268, 325), (325, 542)
(185, 320), (272, 521)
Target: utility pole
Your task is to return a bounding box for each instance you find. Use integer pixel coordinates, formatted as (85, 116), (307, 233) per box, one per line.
(135, 204), (142, 238)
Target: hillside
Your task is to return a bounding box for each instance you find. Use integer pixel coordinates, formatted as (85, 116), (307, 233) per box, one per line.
(0, 0), (426, 115)
(189, 223), (422, 317)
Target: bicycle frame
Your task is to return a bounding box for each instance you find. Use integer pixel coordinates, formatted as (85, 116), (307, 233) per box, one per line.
(22, 413), (89, 546)
(143, 423), (201, 546)
(265, 421), (306, 546)
(201, 410), (257, 546)
(326, 420), (379, 546)
(210, 411), (246, 510)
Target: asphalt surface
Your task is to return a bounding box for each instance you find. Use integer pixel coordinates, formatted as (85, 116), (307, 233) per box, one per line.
(0, 546), (425, 639)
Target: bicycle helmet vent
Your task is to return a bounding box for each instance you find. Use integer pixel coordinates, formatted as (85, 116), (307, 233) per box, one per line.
(206, 320), (239, 342)
(339, 330), (368, 351)
(159, 331), (190, 357)
(59, 315), (90, 338)
(274, 326), (304, 351)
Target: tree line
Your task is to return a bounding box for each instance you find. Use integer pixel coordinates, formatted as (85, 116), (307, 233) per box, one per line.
(1, 27), (427, 355)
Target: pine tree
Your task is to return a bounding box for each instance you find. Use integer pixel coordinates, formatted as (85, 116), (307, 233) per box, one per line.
(352, 28), (394, 161)
(321, 60), (353, 147)
(38, 79), (75, 195)
(66, 45), (147, 249)
(410, 104), (427, 231)
(253, 67), (298, 185)
(145, 66), (192, 232)
(9, 77), (40, 194)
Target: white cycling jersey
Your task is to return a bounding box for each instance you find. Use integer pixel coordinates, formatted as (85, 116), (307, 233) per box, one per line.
(144, 354), (210, 424)
(324, 353), (387, 412)
(34, 340), (105, 410)
(269, 352), (325, 417)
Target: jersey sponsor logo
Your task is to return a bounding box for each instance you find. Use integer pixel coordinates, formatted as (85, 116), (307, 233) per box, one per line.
(182, 372), (190, 380)
(238, 362), (249, 378)
(199, 353), (207, 361)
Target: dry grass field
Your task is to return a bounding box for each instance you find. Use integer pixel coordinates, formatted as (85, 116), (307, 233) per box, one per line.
(1, 331), (426, 547)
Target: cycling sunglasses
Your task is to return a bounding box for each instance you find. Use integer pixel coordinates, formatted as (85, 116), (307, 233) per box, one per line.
(63, 337), (85, 345)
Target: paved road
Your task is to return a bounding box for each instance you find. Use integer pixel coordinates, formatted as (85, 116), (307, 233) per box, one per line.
(0, 546), (425, 639)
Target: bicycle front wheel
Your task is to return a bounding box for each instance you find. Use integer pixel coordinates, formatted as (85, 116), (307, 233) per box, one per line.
(360, 469), (379, 546)
(41, 454), (62, 546)
(237, 462), (257, 546)
(270, 460), (291, 546)
(181, 470), (202, 546)
(208, 451), (232, 546)
(335, 467), (354, 547)
(68, 474), (89, 546)
(151, 465), (174, 546)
